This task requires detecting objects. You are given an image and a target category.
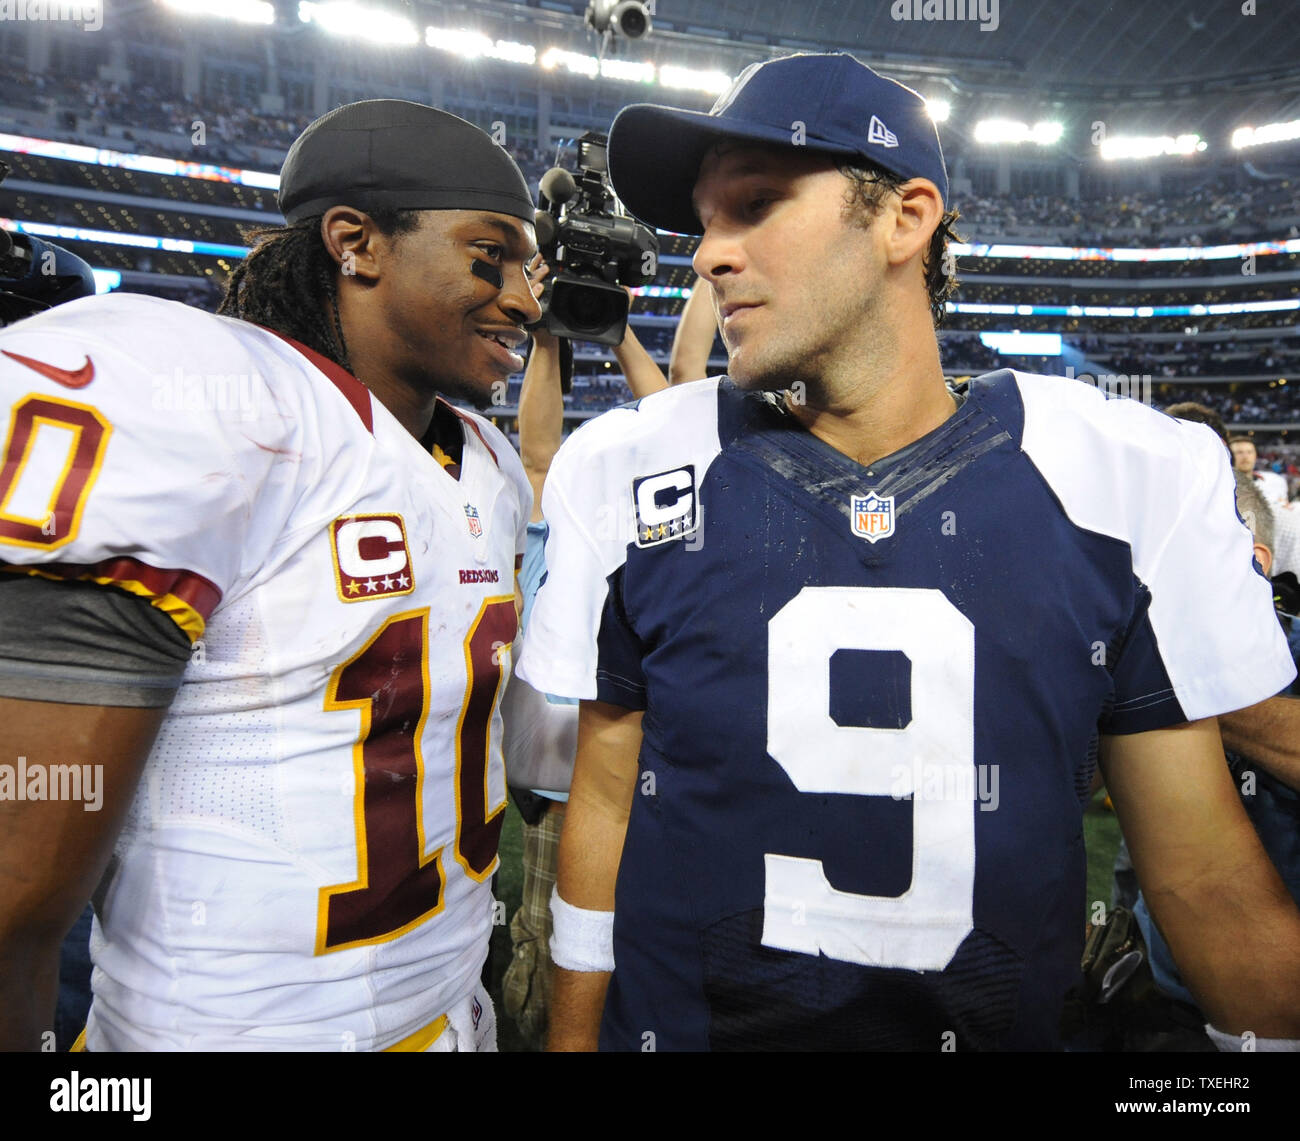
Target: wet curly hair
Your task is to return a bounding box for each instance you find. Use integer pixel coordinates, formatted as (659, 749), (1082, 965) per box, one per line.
(836, 160), (962, 329)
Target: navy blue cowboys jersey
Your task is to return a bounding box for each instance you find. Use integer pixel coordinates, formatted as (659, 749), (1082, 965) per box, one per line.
(517, 370), (1295, 1051)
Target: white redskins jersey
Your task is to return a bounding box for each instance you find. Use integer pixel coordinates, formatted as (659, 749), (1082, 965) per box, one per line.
(0, 293), (529, 1050)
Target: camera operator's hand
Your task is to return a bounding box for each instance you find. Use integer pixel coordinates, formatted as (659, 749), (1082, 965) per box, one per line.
(527, 253), (550, 302)
(530, 322), (560, 353)
(668, 275), (719, 385)
(519, 286), (564, 524)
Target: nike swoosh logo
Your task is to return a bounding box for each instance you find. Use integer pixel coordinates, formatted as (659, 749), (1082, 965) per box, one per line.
(1, 349), (95, 388)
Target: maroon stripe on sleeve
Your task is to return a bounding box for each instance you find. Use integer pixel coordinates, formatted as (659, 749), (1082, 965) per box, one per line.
(1, 556), (222, 619)
(262, 329), (373, 433)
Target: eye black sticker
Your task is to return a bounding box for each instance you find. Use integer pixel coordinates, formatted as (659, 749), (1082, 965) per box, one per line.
(471, 260), (503, 289)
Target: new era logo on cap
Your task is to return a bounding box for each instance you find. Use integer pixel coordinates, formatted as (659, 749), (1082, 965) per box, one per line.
(709, 59), (762, 116)
(607, 52), (949, 236)
(867, 115), (899, 148)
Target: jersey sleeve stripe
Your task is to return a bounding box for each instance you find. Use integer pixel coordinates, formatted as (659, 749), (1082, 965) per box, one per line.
(381, 1013), (448, 1052)
(261, 328), (374, 433)
(0, 556), (221, 641)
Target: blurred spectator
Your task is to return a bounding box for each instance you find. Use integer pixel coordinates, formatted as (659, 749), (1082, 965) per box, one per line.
(1270, 501), (1300, 579)
(500, 305), (667, 1049)
(1231, 436), (1291, 506)
(1132, 471), (1300, 1041)
(1102, 471), (1300, 1049)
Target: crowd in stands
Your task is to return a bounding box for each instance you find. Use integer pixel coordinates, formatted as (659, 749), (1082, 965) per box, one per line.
(940, 336), (1004, 374)
(3, 59), (1299, 243)
(959, 280), (1299, 312)
(1255, 443), (1300, 483)
(956, 176), (1300, 246)
(1097, 336), (1299, 379)
(0, 59), (565, 190)
(0, 59), (315, 165)
(1155, 383), (1297, 427)
(6, 50), (1298, 441)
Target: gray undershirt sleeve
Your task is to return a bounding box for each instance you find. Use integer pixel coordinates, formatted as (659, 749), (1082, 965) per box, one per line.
(0, 574), (193, 707)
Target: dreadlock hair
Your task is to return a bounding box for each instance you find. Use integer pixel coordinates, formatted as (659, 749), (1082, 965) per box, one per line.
(836, 161), (963, 330)
(218, 208), (422, 374)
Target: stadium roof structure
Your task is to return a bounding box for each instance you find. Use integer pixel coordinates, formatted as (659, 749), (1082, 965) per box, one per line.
(499, 0), (1300, 130)
(531, 0), (1300, 87)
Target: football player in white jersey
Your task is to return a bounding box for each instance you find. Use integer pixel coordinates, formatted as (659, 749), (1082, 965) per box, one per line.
(0, 101), (545, 1050)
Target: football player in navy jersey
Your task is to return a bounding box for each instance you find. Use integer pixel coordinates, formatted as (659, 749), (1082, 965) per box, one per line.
(517, 53), (1300, 1051)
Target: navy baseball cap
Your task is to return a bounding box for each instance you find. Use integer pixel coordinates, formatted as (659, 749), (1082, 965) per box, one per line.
(608, 53), (948, 235)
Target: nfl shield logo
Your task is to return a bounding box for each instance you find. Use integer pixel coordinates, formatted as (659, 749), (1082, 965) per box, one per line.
(464, 503), (483, 538)
(851, 492), (894, 543)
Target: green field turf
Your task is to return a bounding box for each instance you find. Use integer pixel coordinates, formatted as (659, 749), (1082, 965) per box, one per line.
(487, 794), (1126, 1051)
(1082, 793), (1123, 916)
(488, 802), (528, 1052)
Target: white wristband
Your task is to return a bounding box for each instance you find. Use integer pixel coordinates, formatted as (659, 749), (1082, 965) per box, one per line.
(1206, 1024), (1300, 1052)
(549, 886), (615, 973)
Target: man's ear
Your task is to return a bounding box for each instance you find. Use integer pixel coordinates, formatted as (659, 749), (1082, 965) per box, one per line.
(320, 206), (384, 283)
(1255, 542), (1273, 579)
(884, 179), (943, 269)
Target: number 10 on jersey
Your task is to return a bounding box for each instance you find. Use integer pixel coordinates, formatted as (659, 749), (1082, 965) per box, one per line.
(316, 598), (515, 955)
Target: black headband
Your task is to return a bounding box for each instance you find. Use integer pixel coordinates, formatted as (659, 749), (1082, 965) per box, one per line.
(279, 100), (535, 226)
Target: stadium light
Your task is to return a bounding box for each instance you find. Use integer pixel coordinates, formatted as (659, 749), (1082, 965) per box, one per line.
(0, 217), (250, 260)
(1100, 134), (1206, 161)
(92, 269), (122, 294)
(951, 237), (1300, 263)
(973, 119), (1063, 146)
(290, 6), (731, 95)
(658, 65), (731, 95)
(540, 47), (599, 79)
(925, 98), (951, 123)
(0, 132), (281, 189)
(425, 27), (536, 65)
(1232, 119), (1300, 149)
(979, 331), (1062, 355)
(538, 48), (657, 83)
(298, 1), (420, 46)
(598, 58), (656, 83)
(949, 299), (1300, 318)
(160, 0), (274, 24)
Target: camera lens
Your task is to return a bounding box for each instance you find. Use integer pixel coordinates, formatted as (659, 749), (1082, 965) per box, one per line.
(562, 287), (618, 334)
